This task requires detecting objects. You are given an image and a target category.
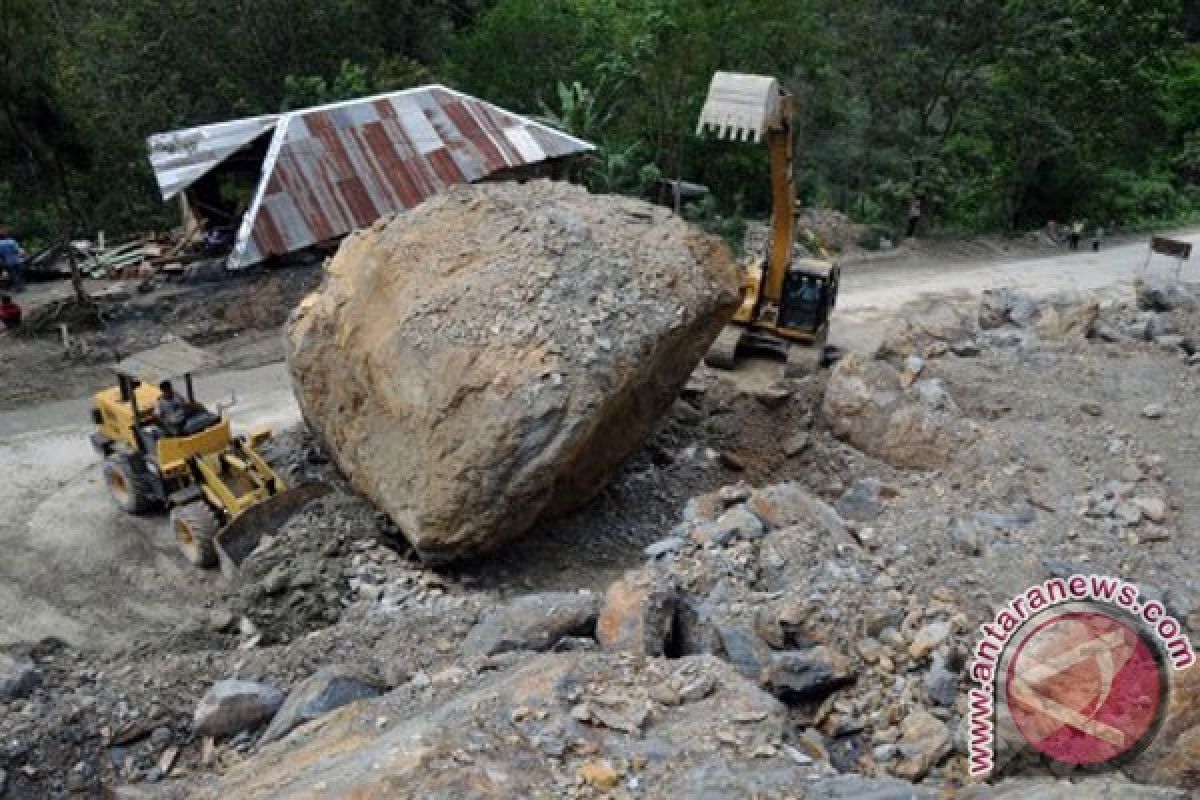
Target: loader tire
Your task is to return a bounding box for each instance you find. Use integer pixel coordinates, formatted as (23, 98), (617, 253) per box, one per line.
(102, 455), (155, 514)
(171, 502), (220, 568)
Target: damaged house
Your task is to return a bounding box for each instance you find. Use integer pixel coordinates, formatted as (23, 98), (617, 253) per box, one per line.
(147, 85), (594, 269)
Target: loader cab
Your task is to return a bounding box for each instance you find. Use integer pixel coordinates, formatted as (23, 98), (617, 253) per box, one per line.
(91, 340), (229, 471)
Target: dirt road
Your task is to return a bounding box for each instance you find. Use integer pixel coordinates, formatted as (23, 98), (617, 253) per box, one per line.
(0, 364), (301, 648)
(0, 231), (1195, 650)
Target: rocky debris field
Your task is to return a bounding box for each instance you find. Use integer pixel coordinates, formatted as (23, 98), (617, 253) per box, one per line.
(287, 180), (739, 564)
(3, 277), (1200, 798)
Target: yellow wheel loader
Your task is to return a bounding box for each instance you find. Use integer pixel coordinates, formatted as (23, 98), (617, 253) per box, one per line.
(90, 340), (327, 576)
(696, 72), (840, 373)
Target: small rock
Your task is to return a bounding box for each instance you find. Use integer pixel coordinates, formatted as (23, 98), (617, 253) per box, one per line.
(1142, 404), (1165, 420)
(579, 760), (620, 790)
(0, 654), (39, 699)
(900, 355), (925, 387)
(837, 478), (891, 522)
(262, 667), (383, 743)
(909, 621), (953, 661)
(783, 432), (811, 458)
(193, 680), (284, 738)
(1080, 402), (1103, 417)
(892, 710), (951, 780)
(925, 655), (959, 707)
(1133, 496), (1167, 524)
(951, 518), (983, 557)
(207, 609), (237, 633)
(676, 672), (717, 704)
(260, 566), (290, 595)
(716, 624), (772, 682)
(950, 340), (981, 357)
(718, 451), (746, 471)
(643, 537), (684, 558)
(1114, 502), (1143, 528)
(754, 384), (793, 408)
(766, 646), (854, 702)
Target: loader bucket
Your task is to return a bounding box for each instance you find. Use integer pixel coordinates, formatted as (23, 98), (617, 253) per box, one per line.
(214, 482), (332, 580)
(696, 72), (784, 143)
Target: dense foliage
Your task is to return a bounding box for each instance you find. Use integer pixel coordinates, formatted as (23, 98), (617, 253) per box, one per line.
(0, 0), (1196, 247)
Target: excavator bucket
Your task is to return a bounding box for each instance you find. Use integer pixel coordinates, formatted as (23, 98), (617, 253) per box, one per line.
(213, 481), (332, 580)
(696, 72), (784, 143)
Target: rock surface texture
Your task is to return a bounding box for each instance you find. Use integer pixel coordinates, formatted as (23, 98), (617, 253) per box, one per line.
(287, 180), (739, 563)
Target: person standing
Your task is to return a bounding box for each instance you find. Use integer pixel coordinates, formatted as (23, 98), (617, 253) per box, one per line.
(0, 294), (20, 329)
(906, 198), (923, 239)
(1067, 220), (1083, 252)
(0, 228), (26, 291)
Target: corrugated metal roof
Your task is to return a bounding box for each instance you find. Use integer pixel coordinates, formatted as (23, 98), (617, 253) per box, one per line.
(147, 85), (594, 269)
(147, 115), (280, 201)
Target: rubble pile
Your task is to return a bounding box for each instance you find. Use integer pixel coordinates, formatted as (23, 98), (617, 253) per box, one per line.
(4, 276), (1200, 798)
(287, 180), (740, 564)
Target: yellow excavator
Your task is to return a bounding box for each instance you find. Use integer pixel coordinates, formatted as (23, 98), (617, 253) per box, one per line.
(90, 340), (327, 576)
(696, 72), (840, 372)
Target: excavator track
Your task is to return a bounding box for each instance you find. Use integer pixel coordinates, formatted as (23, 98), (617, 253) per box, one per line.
(704, 327), (745, 370)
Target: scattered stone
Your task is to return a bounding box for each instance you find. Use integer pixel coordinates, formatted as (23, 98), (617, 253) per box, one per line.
(1136, 278), (1195, 313)
(695, 506), (766, 546)
(753, 384), (793, 408)
(1142, 403), (1165, 420)
(579, 760), (620, 790)
(925, 655), (959, 707)
(677, 673), (717, 704)
(909, 621), (953, 661)
(950, 340), (981, 357)
(596, 567), (678, 657)
(193, 680), (284, 738)
(716, 624), (772, 682)
(748, 482), (849, 541)
(644, 537), (685, 558)
(782, 432), (811, 458)
(1114, 502), (1144, 528)
(837, 478), (893, 522)
(462, 592), (600, 658)
(901, 355), (925, 387)
(766, 647), (854, 702)
(892, 710), (951, 781)
(1134, 496), (1168, 524)
(1080, 402), (1103, 417)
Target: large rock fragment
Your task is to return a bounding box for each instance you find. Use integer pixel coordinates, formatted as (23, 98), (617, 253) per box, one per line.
(193, 680), (284, 738)
(261, 667), (383, 744)
(876, 297), (975, 360)
(286, 180), (739, 563)
(822, 353), (985, 469)
(596, 566), (678, 656)
(462, 592), (600, 658)
(196, 654), (796, 800)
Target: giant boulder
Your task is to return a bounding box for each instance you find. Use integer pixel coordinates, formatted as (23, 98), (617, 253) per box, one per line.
(286, 181), (739, 563)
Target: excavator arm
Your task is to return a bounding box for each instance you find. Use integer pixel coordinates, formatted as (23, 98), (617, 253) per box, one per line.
(697, 72), (796, 310)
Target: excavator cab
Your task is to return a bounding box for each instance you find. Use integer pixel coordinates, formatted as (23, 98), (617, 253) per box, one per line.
(697, 72), (840, 372)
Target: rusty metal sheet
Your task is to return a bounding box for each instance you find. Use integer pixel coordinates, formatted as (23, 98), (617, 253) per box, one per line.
(152, 86), (593, 269)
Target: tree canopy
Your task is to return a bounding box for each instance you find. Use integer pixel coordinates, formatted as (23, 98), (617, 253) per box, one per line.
(0, 0), (1195, 247)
